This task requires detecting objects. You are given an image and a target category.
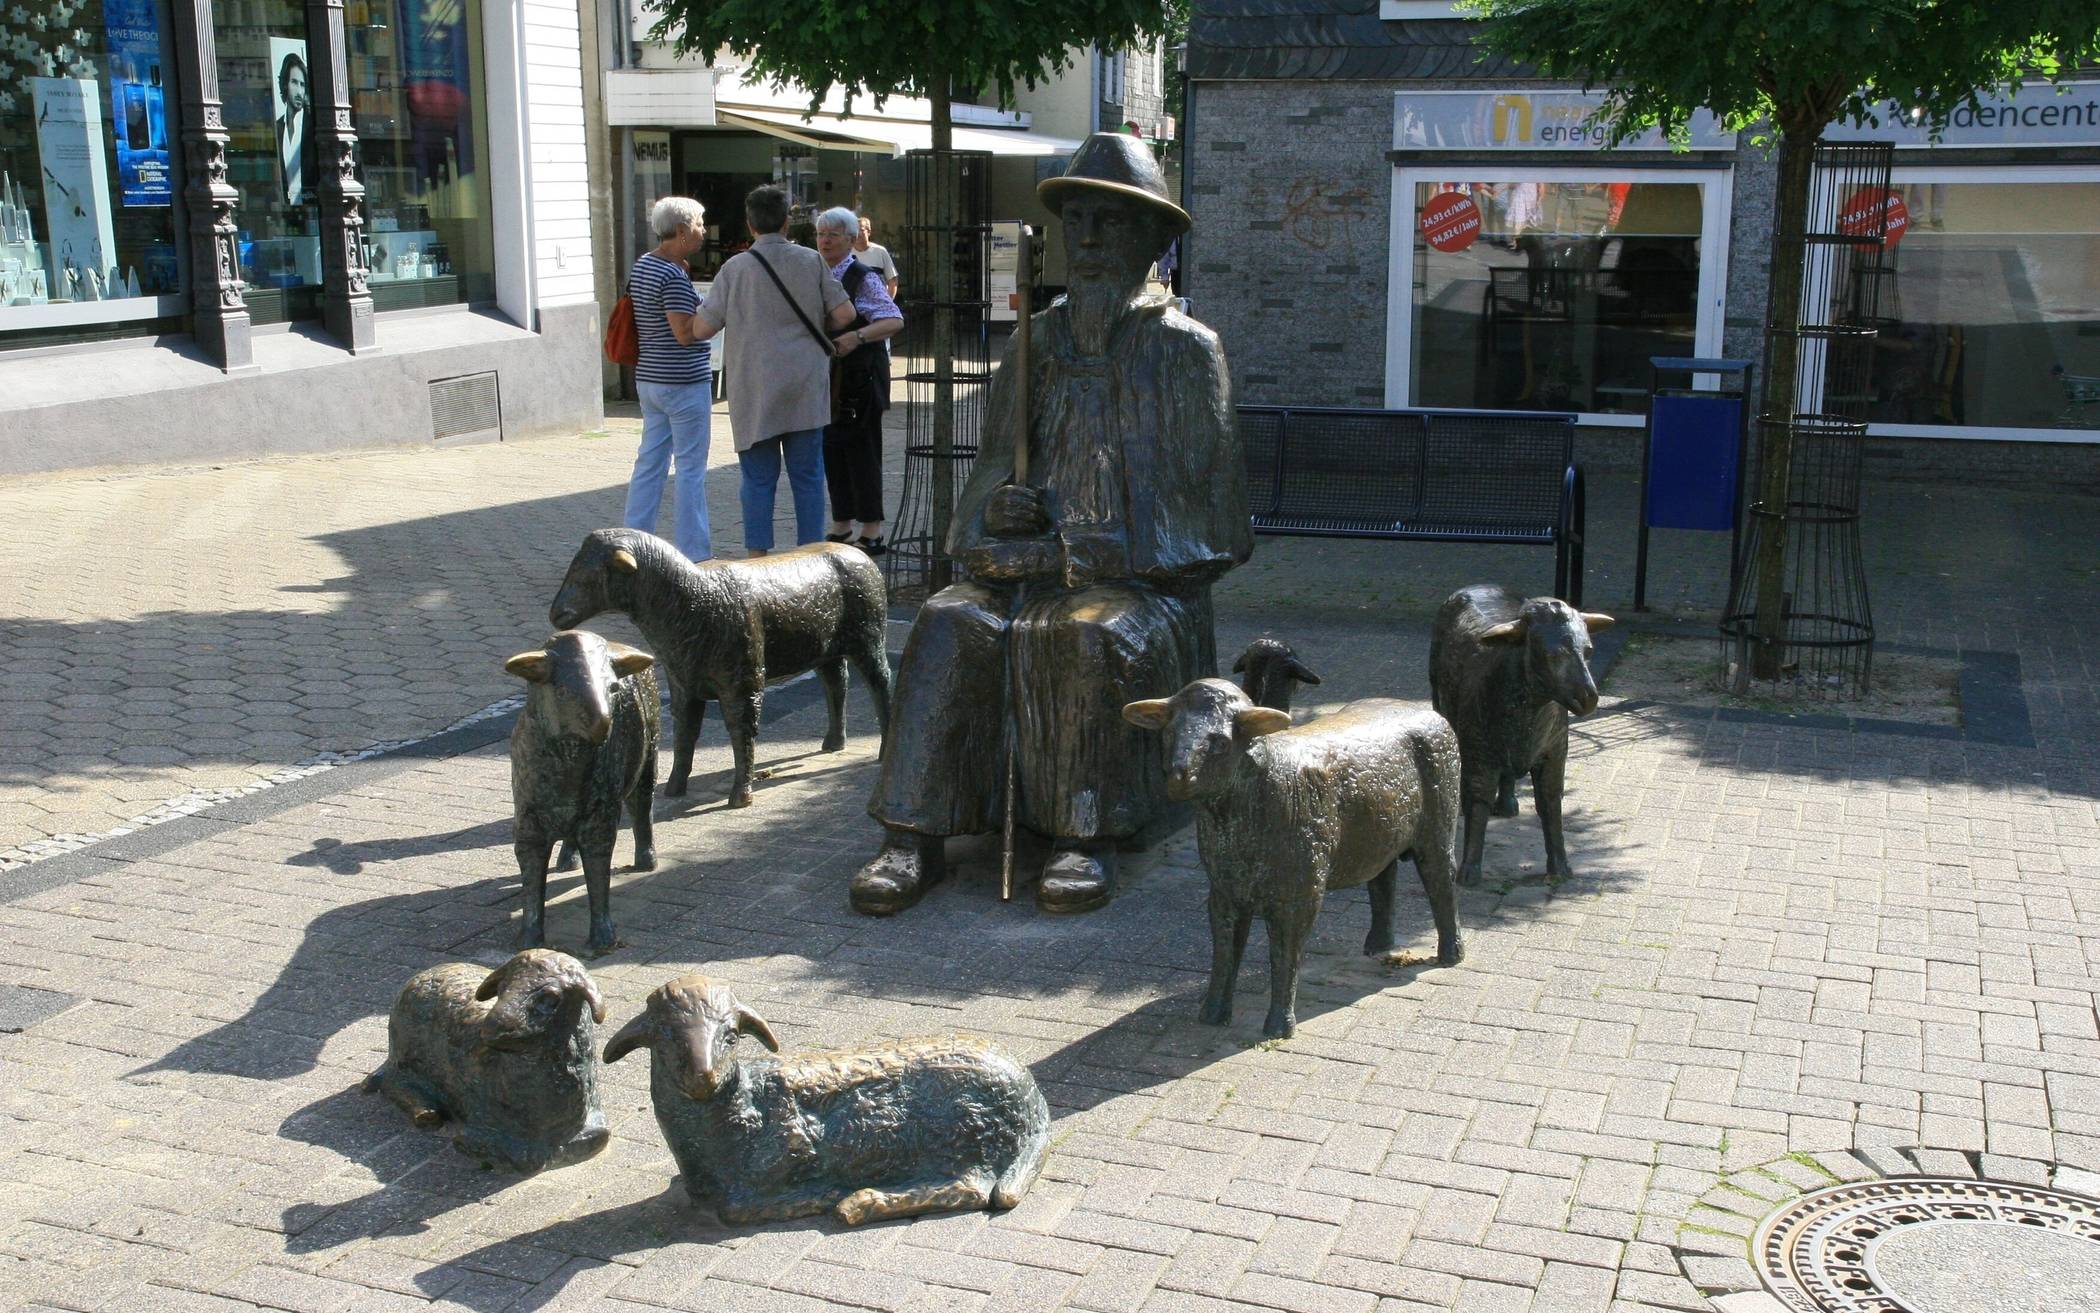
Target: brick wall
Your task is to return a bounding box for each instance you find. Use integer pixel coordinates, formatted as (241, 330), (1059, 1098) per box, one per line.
(1186, 80), (1395, 408)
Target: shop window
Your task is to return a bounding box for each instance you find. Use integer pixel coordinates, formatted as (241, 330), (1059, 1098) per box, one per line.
(1395, 173), (1722, 418)
(1865, 172), (2100, 434)
(0, 0), (185, 344)
(349, 0), (494, 310)
(216, 0), (323, 324)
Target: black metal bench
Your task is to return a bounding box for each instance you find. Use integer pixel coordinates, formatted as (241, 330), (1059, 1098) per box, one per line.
(1239, 405), (1587, 606)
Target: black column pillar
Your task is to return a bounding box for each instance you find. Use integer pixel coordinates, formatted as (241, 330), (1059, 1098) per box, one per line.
(169, 0), (252, 372)
(308, 0), (375, 351)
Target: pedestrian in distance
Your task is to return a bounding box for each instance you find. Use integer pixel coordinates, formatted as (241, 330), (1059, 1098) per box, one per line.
(623, 196), (715, 562)
(854, 216), (900, 299)
(814, 207), (905, 557)
(695, 185), (855, 557)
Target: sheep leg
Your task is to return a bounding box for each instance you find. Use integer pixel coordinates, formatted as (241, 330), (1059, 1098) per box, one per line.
(580, 837), (618, 956)
(1262, 904), (1315, 1040)
(848, 641), (894, 757)
(1412, 837), (1465, 967)
(1199, 890), (1249, 1025)
(1533, 747), (1572, 879)
(365, 1064), (446, 1129)
(552, 839), (578, 873)
(720, 686), (762, 808)
(514, 831), (555, 949)
(817, 657), (848, 752)
(665, 693), (706, 797)
(835, 1173), (994, 1226)
(627, 750), (657, 871)
(1459, 764), (1494, 886)
(1364, 860), (1398, 955)
(1493, 772), (1520, 818)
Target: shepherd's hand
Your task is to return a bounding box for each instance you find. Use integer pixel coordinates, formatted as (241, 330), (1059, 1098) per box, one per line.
(984, 484), (1051, 538)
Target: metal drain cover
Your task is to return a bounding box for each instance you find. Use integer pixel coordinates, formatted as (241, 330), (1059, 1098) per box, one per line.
(1757, 1177), (2100, 1312)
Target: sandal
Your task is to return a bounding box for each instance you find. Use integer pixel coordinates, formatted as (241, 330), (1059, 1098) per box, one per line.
(825, 531), (853, 543)
(855, 536), (888, 557)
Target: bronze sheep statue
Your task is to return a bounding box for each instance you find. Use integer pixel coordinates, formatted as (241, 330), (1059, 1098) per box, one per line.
(1428, 585), (1613, 884)
(1233, 638), (1322, 712)
(548, 529), (892, 809)
(506, 630), (659, 955)
(605, 974), (1051, 1225)
(363, 950), (610, 1173)
(1123, 680), (1463, 1040)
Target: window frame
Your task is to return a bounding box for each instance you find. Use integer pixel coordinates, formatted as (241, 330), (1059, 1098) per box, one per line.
(1384, 163), (1735, 423)
(1865, 162), (2100, 445)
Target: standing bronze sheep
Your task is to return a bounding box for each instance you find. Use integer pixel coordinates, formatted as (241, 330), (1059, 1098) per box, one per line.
(1428, 584), (1613, 883)
(605, 974), (1051, 1225)
(548, 529), (891, 809)
(364, 950), (610, 1173)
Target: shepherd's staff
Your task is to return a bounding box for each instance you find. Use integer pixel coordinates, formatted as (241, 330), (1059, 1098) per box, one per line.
(1000, 225), (1035, 902)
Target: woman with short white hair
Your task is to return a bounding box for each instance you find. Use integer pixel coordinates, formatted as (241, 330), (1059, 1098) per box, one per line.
(813, 206), (904, 554)
(623, 195), (718, 560)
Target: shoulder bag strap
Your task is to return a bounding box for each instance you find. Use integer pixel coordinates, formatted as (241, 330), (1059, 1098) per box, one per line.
(748, 248), (834, 356)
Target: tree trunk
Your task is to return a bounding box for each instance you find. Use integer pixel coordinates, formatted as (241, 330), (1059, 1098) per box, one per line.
(929, 85), (956, 591)
(1747, 118), (1821, 678)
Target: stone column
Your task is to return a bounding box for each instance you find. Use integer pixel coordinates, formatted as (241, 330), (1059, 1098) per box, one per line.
(168, 0), (252, 372)
(307, 0), (375, 352)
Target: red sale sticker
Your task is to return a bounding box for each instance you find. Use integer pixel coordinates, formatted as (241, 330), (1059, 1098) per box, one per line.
(1420, 190), (1482, 253)
(1838, 187), (1910, 249)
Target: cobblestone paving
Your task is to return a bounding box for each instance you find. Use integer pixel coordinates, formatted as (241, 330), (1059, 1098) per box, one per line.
(2, 426), (2099, 1312)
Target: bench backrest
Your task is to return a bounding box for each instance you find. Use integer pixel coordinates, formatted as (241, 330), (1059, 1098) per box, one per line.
(1240, 405), (1573, 531)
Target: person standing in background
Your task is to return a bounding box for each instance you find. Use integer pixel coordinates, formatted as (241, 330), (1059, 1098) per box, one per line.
(815, 207), (905, 555)
(695, 184), (855, 557)
(854, 216), (899, 298)
(623, 196), (715, 562)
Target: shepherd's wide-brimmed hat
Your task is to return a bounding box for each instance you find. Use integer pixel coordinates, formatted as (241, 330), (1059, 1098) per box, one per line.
(1038, 132), (1191, 235)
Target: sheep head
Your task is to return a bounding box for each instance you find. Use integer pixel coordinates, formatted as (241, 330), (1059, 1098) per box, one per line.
(604, 973), (779, 1101)
(1123, 678), (1291, 802)
(505, 630), (654, 746)
(548, 528), (652, 630)
(1477, 600), (1614, 717)
(474, 949), (608, 1052)
(1231, 638), (1321, 712)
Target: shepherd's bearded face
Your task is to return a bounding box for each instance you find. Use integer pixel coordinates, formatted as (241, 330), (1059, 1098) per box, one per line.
(1061, 193), (1166, 352)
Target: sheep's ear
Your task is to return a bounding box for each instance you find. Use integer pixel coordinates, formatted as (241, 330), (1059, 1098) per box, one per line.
(474, 961), (514, 1001)
(577, 973), (608, 1025)
(1580, 612), (1616, 634)
(1479, 620), (1527, 646)
(1230, 650), (1248, 674)
(733, 1004), (781, 1053)
(605, 642), (655, 677)
(1234, 707), (1292, 739)
(504, 651), (553, 682)
(609, 548), (640, 574)
(604, 1011), (651, 1063)
(1286, 657), (1322, 686)
(1121, 698), (1173, 731)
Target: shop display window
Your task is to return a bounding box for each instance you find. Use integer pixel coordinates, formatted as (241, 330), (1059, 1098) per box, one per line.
(0, 0), (184, 340)
(348, 0), (494, 309)
(1393, 170), (1726, 418)
(1865, 170), (2100, 435)
(216, 0), (323, 324)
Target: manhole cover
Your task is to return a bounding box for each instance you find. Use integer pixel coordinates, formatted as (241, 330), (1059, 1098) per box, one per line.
(1757, 1177), (2100, 1312)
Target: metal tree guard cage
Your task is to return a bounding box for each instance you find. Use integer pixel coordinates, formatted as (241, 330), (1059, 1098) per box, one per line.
(885, 149), (992, 603)
(1721, 140), (1893, 699)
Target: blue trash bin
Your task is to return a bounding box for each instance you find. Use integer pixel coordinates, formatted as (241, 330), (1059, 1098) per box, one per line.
(1636, 357), (1755, 610)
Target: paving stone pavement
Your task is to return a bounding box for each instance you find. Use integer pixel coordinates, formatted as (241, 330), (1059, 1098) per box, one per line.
(2, 420), (2099, 1313)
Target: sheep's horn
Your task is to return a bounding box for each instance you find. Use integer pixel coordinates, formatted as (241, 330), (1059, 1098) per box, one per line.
(603, 1011), (651, 1063)
(733, 1005), (780, 1053)
(474, 961), (512, 1001)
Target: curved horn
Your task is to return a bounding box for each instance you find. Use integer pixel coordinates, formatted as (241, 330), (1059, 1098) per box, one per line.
(1580, 612), (1616, 634)
(1286, 658), (1322, 686)
(603, 1010), (652, 1063)
(609, 547), (639, 574)
(474, 960), (514, 1002)
(733, 1004), (780, 1053)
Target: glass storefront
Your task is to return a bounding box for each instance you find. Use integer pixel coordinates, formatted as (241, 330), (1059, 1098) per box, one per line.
(216, 0), (324, 323)
(1398, 171), (1718, 416)
(0, 0), (184, 341)
(1865, 170), (2100, 434)
(349, 0), (494, 308)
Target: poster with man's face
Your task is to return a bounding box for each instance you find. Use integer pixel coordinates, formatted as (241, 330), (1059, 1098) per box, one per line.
(269, 37), (311, 207)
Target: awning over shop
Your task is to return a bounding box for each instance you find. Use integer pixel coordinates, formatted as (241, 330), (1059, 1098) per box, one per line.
(717, 106), (1084, 158)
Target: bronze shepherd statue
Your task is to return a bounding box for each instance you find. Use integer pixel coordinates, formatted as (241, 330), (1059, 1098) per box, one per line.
(852, 133), (1252, 916)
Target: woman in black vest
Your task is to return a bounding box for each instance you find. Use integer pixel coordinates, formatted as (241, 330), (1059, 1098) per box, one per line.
(814, 207), (905, 555)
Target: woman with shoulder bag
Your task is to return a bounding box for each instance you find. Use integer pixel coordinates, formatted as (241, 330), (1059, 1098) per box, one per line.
(814, 207), (905, 555)
(692, 185), (856, 556)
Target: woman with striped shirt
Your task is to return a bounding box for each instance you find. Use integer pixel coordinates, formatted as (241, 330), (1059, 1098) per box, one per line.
(623, 196), (718, 561)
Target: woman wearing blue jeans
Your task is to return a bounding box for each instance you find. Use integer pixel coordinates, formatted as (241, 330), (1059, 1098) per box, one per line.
(624, 196), (715, 560)
(692, 184), (854, 556)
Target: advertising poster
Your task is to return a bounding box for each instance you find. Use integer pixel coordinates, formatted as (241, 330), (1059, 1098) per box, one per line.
(631, 130), (670, 252)
(29, 77), (118, 301)
(270, 37), (312, 206)
(104, 0), (173, 206)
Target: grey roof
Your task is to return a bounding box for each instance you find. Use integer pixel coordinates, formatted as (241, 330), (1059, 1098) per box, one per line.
(1188, 0), (1540, 81)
